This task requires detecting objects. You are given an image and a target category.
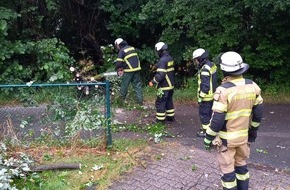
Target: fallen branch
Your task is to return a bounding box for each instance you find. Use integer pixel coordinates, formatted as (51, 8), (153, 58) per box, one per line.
(30, 163), (81, 172)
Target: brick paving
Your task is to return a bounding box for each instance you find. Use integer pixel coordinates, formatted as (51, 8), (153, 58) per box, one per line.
(109, 142), (290, 190)
(109, 104), (290, 190)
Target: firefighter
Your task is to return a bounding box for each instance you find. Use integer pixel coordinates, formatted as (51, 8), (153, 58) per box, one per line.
(204, 51), (264, 190)
(149, 42), (175, 123)
(192, 48), (218, 137)
(114, 38), (143, 105)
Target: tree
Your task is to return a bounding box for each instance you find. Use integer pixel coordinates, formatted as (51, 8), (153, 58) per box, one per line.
(56, 0), (105, 68)
(0, 1), (74, 83)
(138, 0), (290, 83)
(1, 0), (290, 85)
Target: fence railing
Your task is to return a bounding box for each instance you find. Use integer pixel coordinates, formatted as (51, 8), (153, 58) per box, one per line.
(0, 81), (112, 146)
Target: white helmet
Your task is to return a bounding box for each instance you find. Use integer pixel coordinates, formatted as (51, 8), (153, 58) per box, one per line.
(114, 38), (123, 46)
(219, 51), (249, 75)
(192, 48), (205, 59)
(155, 42), (168, 52)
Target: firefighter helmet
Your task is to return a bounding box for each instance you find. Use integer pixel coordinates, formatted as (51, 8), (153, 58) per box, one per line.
(155, 42), (168, 57)
(114, 38), (123, 46)
(219, 51), (249, 75)
(192, 48), (206, 59)
(155, 42), (168, 52)
(192, 48), (209, 68)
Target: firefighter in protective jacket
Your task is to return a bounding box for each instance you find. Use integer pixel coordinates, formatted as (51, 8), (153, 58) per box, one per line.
(114, 38), (143, 105)
(149, 42), (175, 123)
(204, 51), (263, 190)
(192, 48), (218, 137)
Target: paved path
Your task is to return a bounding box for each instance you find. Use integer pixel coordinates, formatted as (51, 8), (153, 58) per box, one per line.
(109, 103), (290, 190)
(108, 142), (290, 190)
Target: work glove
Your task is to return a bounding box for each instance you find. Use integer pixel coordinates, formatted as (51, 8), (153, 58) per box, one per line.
(198, 97), (203, 105)
(149, 81), (154, 87)
(248, 128), (257, 142)
(204, 137), (212, 152)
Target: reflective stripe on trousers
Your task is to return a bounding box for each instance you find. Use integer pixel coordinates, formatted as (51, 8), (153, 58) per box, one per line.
(155, 89), (174, 121)
(217, 143), (250, 190)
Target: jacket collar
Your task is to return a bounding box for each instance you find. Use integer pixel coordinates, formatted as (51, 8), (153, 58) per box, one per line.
(222, 75), (243, 84)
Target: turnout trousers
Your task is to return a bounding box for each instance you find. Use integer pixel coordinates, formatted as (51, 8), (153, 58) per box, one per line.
(199, 100), (213, 130)
(216, 143), (250, 190)
(120, 71), (143, 105)
(155, 89), (174, 122)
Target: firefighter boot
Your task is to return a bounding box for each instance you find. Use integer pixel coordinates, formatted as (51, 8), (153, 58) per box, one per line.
(166, 116), (175, 122)
(152, 119), (165, 125)
(197, 128), (206, 138)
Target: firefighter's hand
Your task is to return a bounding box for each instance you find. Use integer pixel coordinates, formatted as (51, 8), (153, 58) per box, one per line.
(149, 81), (154, 87)
(248, 128), (257, 142)
(204, 138), (212, 152)
(117, 70), (123, 77)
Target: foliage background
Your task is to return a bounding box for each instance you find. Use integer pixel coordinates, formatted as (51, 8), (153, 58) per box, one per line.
(0, 0), (290, 89)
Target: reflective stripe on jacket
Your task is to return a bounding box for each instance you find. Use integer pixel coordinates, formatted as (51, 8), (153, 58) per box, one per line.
(197, 61), (217, 101)
(206, 76), (263, 147)
(115, 45), (141, 72)
(153, 52), (175, 91)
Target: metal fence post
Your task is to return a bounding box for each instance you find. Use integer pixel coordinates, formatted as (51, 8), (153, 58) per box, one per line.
(105, 80), (112, 146)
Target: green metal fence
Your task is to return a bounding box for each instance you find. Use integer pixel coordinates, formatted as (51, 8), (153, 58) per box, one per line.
(0, 81), (112, 146)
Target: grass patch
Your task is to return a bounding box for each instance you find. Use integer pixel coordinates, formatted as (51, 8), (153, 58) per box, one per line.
(142, 77), (290, 104)
(262, 90), (290, 104)
(0, 87), (77, 106)
(9, 138), (149, 190)
(142, 79), (197, 104)
(1, 78), (290, 106)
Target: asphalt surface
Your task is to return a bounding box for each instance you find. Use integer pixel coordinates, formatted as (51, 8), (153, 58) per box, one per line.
(109, 103), (290, 190)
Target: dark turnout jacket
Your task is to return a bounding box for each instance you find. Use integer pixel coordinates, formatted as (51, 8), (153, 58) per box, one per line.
(152, 52), (175, 90)
(115, 41), (141, 72)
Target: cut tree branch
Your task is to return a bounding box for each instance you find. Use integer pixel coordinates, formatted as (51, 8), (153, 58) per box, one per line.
(30, 163), (81, 172)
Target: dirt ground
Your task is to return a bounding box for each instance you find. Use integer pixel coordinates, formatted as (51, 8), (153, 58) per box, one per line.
(113, 102), (290, 171)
